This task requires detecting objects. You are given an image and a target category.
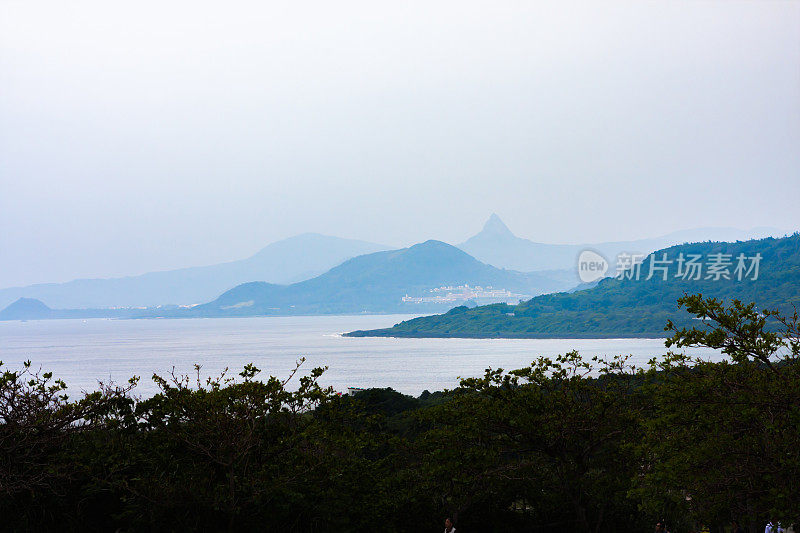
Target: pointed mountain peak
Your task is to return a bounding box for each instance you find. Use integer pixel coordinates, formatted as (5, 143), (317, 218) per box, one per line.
(481, 213), (515, 237)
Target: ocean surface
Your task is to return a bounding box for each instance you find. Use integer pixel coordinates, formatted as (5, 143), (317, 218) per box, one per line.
(0, 315), (723, 397)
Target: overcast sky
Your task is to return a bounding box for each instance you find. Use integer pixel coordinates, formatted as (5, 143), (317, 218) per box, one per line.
(1, 0), (799, 287)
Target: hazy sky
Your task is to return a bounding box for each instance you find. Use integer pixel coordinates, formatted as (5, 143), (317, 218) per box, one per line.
(1, 0), (799, 287)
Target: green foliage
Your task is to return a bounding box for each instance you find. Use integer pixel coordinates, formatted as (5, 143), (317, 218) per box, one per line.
(637, 295), (800, 530)
(407, 351), (649, 532)
(1, 294), (799, 531)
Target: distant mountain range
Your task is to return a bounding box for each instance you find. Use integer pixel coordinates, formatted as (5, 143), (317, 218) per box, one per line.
(184, 240), (575, 316)
(0, 216), (786, 315)
(0, 233), (390, 309)
(0, 241), (577, 319)
(0, 297), (134, 321)
(458, 213), (782, 272)
(347, 233), (800, 338)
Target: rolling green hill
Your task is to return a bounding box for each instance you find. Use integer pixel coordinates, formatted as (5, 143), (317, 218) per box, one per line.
(346, 234), (800, 338)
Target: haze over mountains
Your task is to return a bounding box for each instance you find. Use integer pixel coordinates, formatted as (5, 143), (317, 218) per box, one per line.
(459, 214), (782, 272)
(348, 233), (800, 338)
(0, 215), (785, 313)
(191, 240), (574, 316)
(0, 234), (389, 309)
(0, 297), (134, 321)
(0, 241), (576, 319)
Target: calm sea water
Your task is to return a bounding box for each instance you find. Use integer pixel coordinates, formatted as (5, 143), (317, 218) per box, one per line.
(0, 315), (723, 397)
